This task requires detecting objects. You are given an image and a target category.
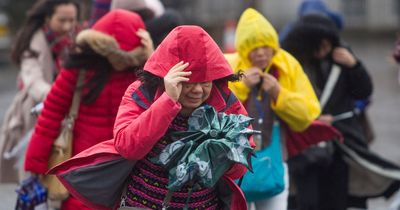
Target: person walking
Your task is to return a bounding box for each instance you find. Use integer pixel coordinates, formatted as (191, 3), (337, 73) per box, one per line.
(280, 0), (376, 145)
(225, 8), (321, 210)
(112, 25), (254, 209)
(50, 25), (256, 210)
(24, 9), (153, 210)
(282, 14), (400, 210)
(0, 0), (80, 183)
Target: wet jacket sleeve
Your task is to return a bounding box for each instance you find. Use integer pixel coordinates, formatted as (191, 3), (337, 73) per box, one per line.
(113, 82), (182, 160)
(24, 69), (78, 174)
(271, 54), (321, 131)
(344, 61), (373, 99)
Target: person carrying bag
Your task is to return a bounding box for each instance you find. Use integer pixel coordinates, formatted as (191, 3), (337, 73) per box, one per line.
(239, 119), (285, 202)
(40, 69), (85, 201)
(24, 10), (153, 210)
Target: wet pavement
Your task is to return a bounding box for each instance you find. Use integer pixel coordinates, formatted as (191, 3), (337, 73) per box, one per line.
(0, 32), (399, 210)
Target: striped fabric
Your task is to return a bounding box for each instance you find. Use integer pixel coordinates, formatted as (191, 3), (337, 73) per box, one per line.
(126, 115), (221, 209)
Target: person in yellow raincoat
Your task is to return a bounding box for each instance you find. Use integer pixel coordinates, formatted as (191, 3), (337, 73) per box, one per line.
(225, 8), (321, 210)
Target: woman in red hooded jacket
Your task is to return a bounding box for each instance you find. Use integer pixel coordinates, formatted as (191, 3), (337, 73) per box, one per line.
(111, 25), (255, 209)
(24, 9), (153, 210)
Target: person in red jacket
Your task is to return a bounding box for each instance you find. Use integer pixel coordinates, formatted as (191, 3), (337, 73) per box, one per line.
(24, 9), (153, 210)
(111, 25), (255, 209)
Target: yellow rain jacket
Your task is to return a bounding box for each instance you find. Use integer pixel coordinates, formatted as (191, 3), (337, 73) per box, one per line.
(226, 8), (320, 132)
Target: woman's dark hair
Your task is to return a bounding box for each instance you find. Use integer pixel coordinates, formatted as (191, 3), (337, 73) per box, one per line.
(63, 44), (140, 104)
(11, 0), (80, 65)
(281, 14), (340, 64)
(63, 45), (110, 104)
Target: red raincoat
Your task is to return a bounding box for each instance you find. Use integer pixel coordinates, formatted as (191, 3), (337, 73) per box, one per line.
(51, 26), (255, 210)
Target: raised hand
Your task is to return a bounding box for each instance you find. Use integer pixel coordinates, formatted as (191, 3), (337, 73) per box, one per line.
(318, 114), (334, 125)
(136, 29), (154, 59)
(333, 47), (357, 68)
(243, 67), (262, 88)
(261, 73), (280, 101)
(164, 61), (191, 101)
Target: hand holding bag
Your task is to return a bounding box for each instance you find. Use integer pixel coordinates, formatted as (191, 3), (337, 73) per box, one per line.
(40, 70), (85, 201)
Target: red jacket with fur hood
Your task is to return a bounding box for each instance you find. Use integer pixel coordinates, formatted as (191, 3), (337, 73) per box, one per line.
(25, 10), (145, 209)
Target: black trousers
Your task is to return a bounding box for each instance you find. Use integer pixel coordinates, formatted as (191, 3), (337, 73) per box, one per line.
(289, 151), (367, 210)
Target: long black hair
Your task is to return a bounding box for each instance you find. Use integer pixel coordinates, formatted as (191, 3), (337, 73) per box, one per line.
(281, 14), (340, 65)
(11, 0), (80, 65)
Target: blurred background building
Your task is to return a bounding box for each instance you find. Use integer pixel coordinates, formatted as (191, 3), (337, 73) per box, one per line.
(257, 0), (399, 31)
(163, 0), (400, 43)
(1, 0), (399, 50)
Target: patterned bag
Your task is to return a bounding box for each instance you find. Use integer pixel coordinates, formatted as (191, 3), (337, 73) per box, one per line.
(15, 176), (48, 210)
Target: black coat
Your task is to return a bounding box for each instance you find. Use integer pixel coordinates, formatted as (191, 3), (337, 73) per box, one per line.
(289, 57), (400, 210)
(316, 60), (372, 148)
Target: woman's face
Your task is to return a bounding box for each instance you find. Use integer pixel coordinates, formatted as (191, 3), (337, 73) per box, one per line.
(248, 46), (274, 69)
(178, 82), (213, 115)
(314, 39), (333, 59)
(47, 3), (78, 35)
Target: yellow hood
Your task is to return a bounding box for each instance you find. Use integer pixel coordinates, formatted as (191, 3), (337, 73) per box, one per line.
(235, 8), (280, 69)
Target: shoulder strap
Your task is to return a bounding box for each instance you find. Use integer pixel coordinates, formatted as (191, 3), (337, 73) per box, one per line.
(319, 64), (341, 110)
(68, 69), (85, 119)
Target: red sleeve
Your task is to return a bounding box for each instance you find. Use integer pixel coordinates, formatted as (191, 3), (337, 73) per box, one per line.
(224, 100), (256, 180)
(24, 69), (79, 174)
(113, 81), (182, 160)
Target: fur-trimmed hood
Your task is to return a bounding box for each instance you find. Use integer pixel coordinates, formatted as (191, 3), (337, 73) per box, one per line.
(86, 9), (145, 52)
(76, 9), (150, 70)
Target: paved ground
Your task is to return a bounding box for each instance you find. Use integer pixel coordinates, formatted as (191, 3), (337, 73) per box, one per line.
(0, 32), (399, 210)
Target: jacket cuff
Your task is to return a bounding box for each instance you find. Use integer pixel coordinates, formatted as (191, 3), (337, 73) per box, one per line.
(25, 160), (48, 174)
(157, 92), (182, 118)
(348, 60), (362, 70)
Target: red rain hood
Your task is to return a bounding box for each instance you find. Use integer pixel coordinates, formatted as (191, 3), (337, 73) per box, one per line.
(144, 25), (233, 82)
(92, 9), (145, 51)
